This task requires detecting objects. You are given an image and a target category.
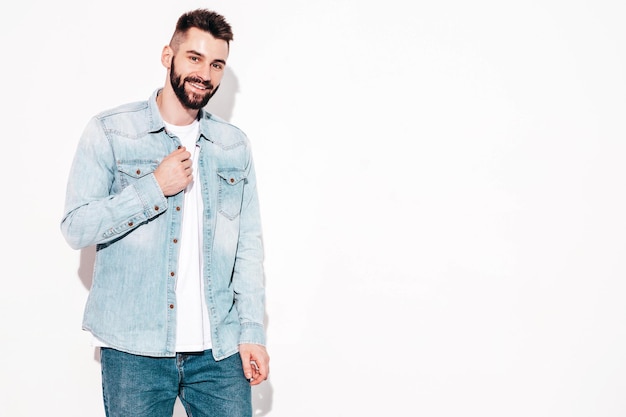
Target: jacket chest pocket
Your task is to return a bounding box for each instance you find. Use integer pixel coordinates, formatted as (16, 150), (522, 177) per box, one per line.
(217, 169), (246, 220)
(117, 161), (159, 189)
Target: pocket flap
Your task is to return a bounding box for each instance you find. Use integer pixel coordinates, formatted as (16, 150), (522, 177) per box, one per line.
(117, 161), (158, 179)
(217, 169), (246, 185)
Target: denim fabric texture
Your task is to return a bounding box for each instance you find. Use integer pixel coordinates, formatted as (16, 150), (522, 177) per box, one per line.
(100, 348), (251, 417)
(61, 89), (266, 359)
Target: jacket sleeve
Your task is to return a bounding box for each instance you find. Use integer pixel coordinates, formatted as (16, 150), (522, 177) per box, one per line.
(232, 146), (267, 346)
(60, 116), (168, 250)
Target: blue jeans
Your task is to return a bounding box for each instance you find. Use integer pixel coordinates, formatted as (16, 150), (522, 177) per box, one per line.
(100, 348), (251, 417)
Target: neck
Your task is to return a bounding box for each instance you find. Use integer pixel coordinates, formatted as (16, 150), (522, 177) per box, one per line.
(156, 86), (199, 126)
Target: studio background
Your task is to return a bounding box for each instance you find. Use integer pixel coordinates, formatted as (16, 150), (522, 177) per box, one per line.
(1, 1), (625, 416)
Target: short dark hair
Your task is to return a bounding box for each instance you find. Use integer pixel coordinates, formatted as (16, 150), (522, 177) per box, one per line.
(170, 9), (233, 50)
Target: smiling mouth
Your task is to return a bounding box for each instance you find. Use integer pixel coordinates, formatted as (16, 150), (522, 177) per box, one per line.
(189, 82), (207, 90)
(186, 78), (212, 91)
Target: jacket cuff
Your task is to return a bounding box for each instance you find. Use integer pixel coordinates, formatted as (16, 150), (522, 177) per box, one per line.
(134, 173), (168, 219)
(238, 322), (266, 346)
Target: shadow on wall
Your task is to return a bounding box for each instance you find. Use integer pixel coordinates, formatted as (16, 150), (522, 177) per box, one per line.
(205, 66), (239, 122)
(76, 65), (273, 416)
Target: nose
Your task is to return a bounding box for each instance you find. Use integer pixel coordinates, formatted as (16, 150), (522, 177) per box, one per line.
(201, 62), (213, 82)
(202, 65), (211, 81)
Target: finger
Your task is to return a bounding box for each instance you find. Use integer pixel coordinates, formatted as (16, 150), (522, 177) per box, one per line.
(248, 357), (267, 383)
(240, 353), (253, 381)
(255, 360), (268, 381)
(249, 366), (265, 386)
(250, 360), (260, 376)
(172, 146), (192, 160)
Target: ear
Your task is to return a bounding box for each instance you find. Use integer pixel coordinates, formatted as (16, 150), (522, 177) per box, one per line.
(161, 45), (173, 69)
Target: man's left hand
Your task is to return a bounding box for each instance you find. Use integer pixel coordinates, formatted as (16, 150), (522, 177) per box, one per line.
(239, 343), (269, 385)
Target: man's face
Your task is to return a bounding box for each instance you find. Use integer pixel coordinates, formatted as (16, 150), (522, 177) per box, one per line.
(168, 28), (229, 110)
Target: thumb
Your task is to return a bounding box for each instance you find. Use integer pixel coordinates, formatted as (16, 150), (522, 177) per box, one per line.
(240, 351), (253, 380)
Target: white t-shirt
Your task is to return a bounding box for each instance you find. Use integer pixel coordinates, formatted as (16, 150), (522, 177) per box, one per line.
(166, 120), (212, 352)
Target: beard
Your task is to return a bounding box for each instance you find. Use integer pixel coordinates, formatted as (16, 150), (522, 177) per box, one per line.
(170, 59), (219, 110)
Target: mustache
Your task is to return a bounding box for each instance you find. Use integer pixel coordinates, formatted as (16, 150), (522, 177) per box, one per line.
(185, 76), (214, 90)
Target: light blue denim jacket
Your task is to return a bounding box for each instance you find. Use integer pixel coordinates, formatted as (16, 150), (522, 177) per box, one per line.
(61, 89), (266, 359)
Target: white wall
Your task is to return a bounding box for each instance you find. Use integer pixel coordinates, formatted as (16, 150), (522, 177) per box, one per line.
(2, 0), (626, 416)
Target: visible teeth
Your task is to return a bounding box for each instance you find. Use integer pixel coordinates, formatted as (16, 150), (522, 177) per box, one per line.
(189, 82), (206, 90)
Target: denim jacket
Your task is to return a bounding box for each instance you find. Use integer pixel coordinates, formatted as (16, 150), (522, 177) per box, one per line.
(61, 89), (266, 359)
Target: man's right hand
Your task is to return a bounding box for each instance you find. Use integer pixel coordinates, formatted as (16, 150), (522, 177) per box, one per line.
(153, 147), (193, 196)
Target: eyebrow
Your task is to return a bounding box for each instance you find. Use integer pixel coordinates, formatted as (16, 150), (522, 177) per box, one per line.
(186, 49), (226, 65)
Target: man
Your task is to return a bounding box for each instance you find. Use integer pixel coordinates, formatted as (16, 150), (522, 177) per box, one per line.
(61, 9), (269, 417)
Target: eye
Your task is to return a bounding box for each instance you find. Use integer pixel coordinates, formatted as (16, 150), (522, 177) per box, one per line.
(190, 56), (200, 62)
(212, 62), (225, 71)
